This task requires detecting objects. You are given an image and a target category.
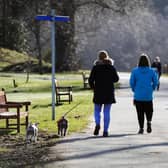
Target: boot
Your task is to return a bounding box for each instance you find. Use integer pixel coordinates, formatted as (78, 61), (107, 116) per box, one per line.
(103, 131), (108, 137)
(138, 128), (144, 134)
(94, 125), (100, 135)
(147, 122), (152, 133)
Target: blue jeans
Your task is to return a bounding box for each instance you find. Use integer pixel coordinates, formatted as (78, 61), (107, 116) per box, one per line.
(94, 104), (112, 132)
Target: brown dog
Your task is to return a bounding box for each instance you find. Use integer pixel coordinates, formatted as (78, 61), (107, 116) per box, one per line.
(56, 103), (81, 136)
(57, 116), (68, 136)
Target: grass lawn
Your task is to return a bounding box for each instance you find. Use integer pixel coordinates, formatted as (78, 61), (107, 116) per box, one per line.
(0, 72), (93, 136)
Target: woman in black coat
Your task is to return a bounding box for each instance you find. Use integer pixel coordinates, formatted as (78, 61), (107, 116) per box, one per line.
(151, 56), (162, 90)
(89, 50), (119, 137)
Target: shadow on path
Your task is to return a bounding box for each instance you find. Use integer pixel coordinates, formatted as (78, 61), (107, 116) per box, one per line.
(46, 142), (168, 164)
(36, 141), (168, 167)
(60, 142), (168, 161)
(56, 133), (136, 144)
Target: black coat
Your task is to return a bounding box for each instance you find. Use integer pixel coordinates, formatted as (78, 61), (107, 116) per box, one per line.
(89, 64), (119, 104)
(151, 62), (162, 77)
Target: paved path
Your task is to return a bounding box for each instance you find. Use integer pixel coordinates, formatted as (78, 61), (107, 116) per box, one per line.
(36, 73), (168, 168)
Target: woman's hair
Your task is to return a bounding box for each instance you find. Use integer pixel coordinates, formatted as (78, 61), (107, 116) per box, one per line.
(93, 50), (114, 65)
(155, 56), (160, 62)
(138, 53), (151, 67)
(98, 50), (109, 60)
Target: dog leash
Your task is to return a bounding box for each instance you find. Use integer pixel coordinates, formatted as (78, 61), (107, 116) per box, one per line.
(63, 102), (82, 117)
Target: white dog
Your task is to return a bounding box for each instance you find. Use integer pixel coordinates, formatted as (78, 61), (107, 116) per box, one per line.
(26, 123), (39, 143)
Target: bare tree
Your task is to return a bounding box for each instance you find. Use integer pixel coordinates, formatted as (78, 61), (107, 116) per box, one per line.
(3, 0), (161, 72)
(51, 0), (147, 71)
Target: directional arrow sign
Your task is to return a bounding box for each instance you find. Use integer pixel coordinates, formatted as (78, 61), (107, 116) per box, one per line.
(35, 15), (70, 22)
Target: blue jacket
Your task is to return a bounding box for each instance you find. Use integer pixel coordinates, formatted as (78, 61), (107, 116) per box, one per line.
(129, 67), (158, 101)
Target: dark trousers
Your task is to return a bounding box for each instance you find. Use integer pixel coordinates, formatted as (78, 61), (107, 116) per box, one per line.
(134, 100), (153, 129)
(157, 75), (161, 90)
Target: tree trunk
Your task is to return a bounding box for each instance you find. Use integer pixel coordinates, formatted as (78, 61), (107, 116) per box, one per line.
(1, 0), (8, 48)
(35, 0), (43, 74)
(58, 0), (79, 71)
(50, 0), (79, 71)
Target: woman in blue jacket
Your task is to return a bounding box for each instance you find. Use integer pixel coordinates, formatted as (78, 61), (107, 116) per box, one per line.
(130, 54), (158, 134)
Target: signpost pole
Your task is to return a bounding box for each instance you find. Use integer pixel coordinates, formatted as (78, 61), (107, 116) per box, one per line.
(35, 11), (69, 120)
(51, 9), (56, 120)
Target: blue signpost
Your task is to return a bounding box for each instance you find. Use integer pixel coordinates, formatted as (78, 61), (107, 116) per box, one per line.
(35, 9), (70, 120)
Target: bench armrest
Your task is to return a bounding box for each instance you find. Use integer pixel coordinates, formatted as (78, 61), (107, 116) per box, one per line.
(6, 101), (31, 111)
(6, 101), (31, 106)
(56, 86), (72, 89)
(0, 103), (22, 108)
(56, 86), (72, 91)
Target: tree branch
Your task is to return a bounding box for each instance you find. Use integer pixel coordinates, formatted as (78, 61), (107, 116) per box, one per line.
(76, 0), (129, 13)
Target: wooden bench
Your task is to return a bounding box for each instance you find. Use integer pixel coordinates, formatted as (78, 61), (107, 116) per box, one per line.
(82, 72), (90, 89)
(0, 89), (31, 133)
(55, 80), (73, 105)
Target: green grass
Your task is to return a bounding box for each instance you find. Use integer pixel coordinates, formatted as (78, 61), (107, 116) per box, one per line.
(0, 72), (93, 136)
(0, 147), (11, 152)
(0, 72), (86, 92)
